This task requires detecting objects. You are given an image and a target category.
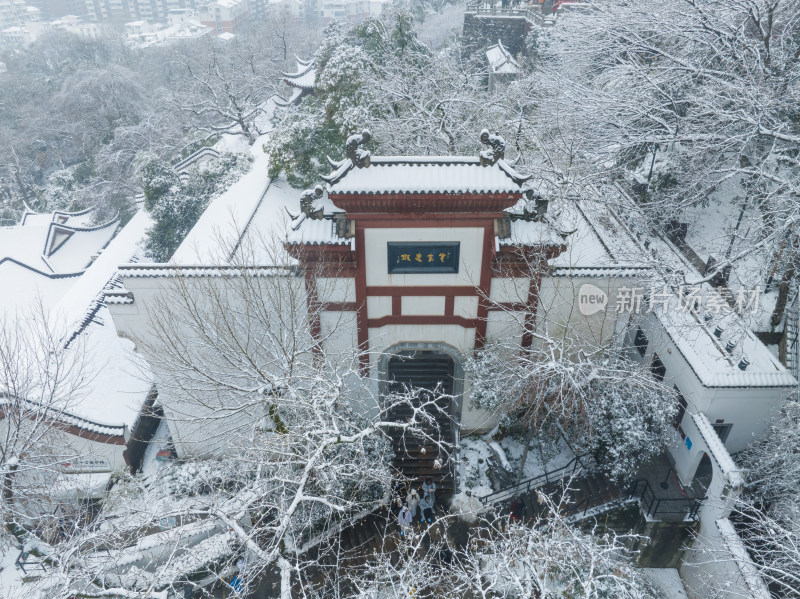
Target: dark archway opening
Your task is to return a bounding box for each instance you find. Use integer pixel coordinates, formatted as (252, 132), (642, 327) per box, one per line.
(694, 453), (713, 493)
(386, 350), (456, 504)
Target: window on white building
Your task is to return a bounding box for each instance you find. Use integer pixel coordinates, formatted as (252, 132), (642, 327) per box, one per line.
(634, 327), (648, 357)
(712, 422), (732, 444)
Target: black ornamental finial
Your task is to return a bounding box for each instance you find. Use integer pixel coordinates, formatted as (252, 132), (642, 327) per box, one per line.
(300, 185), (324, 219)
(345, 129), (371, 168)
(479, 129), (505, 165)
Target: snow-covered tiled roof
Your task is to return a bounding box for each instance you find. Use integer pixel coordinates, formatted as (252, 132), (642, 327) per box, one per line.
(283, 57), (314, 91)
(0, 207), (120, 323)
(499, 218), (566, 247)
(692, 412), (744, 486)
(20, 206), (95, 228)
(172, 141), (296, 266)
(326, 156), (528, 195)
(0, 207), (119, 279)
(174, 147), (220, 173)
(0, 396), (127, 438)
(589, 186), (796, 389)
(286, 217), (352, 247)
(549, 266), (651, 278)
(656, 302), (796, 388)
(104, 291), (134, 305)
(119, 264), (295, 278)
(486, 40), (520, 75)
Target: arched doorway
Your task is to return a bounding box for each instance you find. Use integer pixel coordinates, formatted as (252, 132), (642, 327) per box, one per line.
(694, 453), (713, 494)
(383, 348), (460, 504)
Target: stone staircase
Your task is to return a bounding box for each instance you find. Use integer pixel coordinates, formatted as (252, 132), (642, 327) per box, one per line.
(385, 393), (455, 503)
(385, 350), (458, 504)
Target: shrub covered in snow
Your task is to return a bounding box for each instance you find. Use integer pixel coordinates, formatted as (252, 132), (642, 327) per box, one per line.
(467, 345), (678, 483)
(141, 151), (252, 261)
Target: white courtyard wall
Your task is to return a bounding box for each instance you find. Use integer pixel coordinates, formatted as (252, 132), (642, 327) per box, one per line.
(634, 313), (788, 454)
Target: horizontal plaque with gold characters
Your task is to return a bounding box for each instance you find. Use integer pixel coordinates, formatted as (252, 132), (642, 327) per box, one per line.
(387, 242), (460, 274)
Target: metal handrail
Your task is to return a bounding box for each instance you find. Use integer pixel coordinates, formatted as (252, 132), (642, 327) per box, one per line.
(563, 478), (704, 521)
(16, 551), (47, 575)
(564, 487), (626, 519)
(479, 453), (593, 506)
(465, 2), (537, 18)
(628, 479), (704, 520)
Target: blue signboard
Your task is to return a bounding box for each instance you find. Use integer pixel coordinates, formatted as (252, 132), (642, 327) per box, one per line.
(387, 242), (460, 274)
(685, 436), (692, 451)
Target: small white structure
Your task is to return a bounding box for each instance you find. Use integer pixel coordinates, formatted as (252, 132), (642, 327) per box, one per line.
(485, 39), (520, 92)
(124, 18), (151, 34)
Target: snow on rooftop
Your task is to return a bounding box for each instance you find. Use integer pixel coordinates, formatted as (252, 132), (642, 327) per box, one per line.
(55, 209), (151, 335)
(54, 211), (153, 429)
(67, 305), (151, 429)
(0, 208), (152, 430)
(119, 265), (294, 280)
(486, 40), (520, 74)
(172, 136), (276, 265)
(326, 157), (526, 196)
(546, 199), (627, 269)
(1, 208), (118, 278)
(20, 206), (95, 228)
(283, 59), (314, 90)
(656, 300), (795, 388)
(0, 208), (120, 319)
(46, 219), (118, 273)
(581, 185), (797, 388)
(286, 217), (352, 248)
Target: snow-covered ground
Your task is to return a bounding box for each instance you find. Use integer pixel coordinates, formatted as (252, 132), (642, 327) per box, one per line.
(458, 432), (575, 500)
(0, 537), (27, 599)
(641, 567), (690, 599)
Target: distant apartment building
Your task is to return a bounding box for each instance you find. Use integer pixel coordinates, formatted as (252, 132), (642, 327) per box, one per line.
(1, 9), (100, 48)
(0, 0), (34, 28)
(321, 0), (384, 24)
(0, 0), (45, 48)
(198, 0), (247, 33)
(24, 0), (87, 18)
(266, 0), (302, 18)
(86, 0), (201, 24)
(124, 12), (212, 46)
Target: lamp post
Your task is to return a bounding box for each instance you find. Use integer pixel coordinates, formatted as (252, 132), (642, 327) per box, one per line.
(660, 468), (672, 490)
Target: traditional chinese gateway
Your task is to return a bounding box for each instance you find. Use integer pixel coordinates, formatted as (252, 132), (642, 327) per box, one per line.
(108, 130), (794, 528)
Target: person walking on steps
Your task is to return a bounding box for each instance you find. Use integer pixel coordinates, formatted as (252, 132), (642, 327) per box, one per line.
(407, 488), (420, 518)
(422, 477), (436, 506)
(419, 493), (434, 523)
(398, 504), (413, 536)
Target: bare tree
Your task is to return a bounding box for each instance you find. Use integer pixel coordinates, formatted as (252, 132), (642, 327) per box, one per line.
(735, 400), (800, 597)
(466, 252), (678, 483)
(307, 492), (660, 598)
(0, 302), (91, 532)
(46, 241), (449, 599)
(532, 0), (800, 315)
(171, 39), (283, 144)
